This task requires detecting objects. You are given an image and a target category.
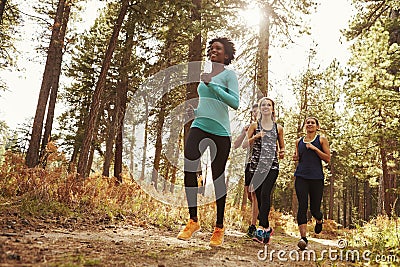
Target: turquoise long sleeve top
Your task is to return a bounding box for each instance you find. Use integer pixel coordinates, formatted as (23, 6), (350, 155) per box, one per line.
(191, 69), (239, 136)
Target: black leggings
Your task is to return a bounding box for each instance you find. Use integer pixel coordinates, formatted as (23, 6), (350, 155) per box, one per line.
(184, 127), (231, 226)
(254, 169), (278, 228)
(295, 176), (324, 225)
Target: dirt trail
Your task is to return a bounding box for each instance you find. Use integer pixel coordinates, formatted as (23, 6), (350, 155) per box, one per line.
(0, 215), (353, 267)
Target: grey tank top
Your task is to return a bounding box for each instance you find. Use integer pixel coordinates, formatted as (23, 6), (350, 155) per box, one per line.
(249, 121), (279, 173)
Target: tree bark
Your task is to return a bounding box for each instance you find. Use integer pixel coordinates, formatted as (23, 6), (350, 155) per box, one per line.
(114, 24), (134, 182)
(25, 0), (66, 168)
(380, 140), (391, 215)
(128, 126), (136, 180)
(151, 87), (169, 191)
(256, 3), (271, 98)
(102, 105), (116, 177)
(77, 0), (130, 177)
(389, 9), (400, 45)
(169, 129), (182, 193)
(40, 0), (71, 161)
(140, 95), (149, 181)
(0, 0), (7, 25)
(354, 178), (359, 222)
(184, 0), (201, 142)
(349, 184), (353, 227)
(364, 179), (372, 221)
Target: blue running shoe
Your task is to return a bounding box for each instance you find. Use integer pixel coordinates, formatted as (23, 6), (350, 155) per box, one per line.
(253, 228), (266, 243)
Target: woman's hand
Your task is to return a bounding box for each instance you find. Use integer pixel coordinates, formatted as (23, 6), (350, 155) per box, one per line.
(200, 73), (212, 85)
(254, 131), (265, 139)
(306, 143), (317, 151)
(292, 153), (299, 161)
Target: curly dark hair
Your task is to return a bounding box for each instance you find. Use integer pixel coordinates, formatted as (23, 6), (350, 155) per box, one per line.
(206, 37), (236, 65)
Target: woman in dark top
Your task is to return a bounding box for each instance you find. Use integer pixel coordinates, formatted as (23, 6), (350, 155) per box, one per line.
(293, 117), (331, 250)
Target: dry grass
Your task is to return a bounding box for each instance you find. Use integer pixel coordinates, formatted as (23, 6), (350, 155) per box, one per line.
(0, 151), (304, 235)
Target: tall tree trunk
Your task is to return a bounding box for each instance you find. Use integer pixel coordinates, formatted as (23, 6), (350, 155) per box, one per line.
(140, 96), (149, 181)
(0, 0), (7, 25)
(128, 126), (136, 179)
(68, 111), (89, 172)
(77, 0), (129, 177)
(378, 172), (385, 215)
(40, 1), (71, 161)
(389, 9), (400, 46)
(256, 3), (271, 98)
(25, 0), (66, 168)
(169, 129), (182, 193)
(364, 179), (372, 221)
(354, 178), (359, 222)
(151, 89), (169, 191)
(163, 162), (170, 192)
(87, 143), (95, 176)
(114, 24), (134, 182)
(68, 143), (79, 172)
(387, 140), (397, 215)
(380, 141), (392, 215)
(164, 113), (182, 192)
(349, 184), (353, 227)
(102, 105), (116, 177)
(184, 0), (201, 142)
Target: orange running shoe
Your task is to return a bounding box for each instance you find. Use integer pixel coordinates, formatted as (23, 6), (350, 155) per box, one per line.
(209, 227), (224, 247)
(177, 219), (200, 240)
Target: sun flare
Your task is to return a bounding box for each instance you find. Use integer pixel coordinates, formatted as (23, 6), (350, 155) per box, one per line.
(239, 5), (262, 30)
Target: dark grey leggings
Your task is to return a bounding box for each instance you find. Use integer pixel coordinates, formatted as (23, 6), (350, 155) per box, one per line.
(295, 176), (324, 225)
(254, 169), (279, 228)
(184, 127), (231, 226)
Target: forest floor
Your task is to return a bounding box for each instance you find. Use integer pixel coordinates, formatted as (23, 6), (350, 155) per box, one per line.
(0, 210), (360, 267)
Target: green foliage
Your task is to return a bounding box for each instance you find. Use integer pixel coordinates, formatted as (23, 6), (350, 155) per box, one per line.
(345, 216), (400, 265)
(345, 0), (400, 40)
(345, 21), (400, 182)
(0, 0), (21, 91)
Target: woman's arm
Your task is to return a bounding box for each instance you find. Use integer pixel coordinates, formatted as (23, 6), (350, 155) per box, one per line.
(242, 122), (263, 149)
(293, 138), (300, 162)
(277, 124), (285, 159)
(206, 71), (239, 110)
(233, 124), (249, 149)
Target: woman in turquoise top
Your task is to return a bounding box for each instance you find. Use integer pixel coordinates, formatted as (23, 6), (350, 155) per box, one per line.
(177, 37), (239, 247)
